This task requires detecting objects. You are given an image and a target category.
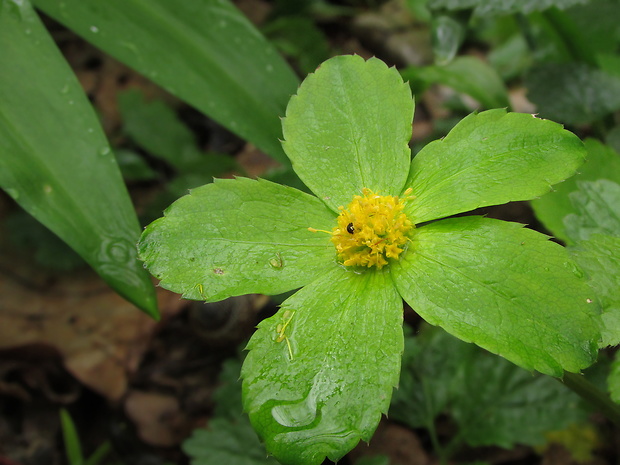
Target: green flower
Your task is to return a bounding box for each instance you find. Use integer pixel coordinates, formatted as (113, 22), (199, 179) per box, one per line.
(139, 55), (600, 465)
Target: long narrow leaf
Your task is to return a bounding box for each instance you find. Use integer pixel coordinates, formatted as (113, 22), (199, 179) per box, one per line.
(0, 0), (158, 317)
(59, 409), (84, 465)
(32, 0), (300, 164)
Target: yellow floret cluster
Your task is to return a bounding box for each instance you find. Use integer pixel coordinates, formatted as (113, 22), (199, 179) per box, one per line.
(330, 188), (414, 269)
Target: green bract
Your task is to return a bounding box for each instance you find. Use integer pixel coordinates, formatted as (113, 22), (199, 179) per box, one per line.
(139, 55), (601, 465)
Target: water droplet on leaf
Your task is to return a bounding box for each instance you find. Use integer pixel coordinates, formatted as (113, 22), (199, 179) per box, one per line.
(271, 398), (318, 428)
(269, 253), (284, 269)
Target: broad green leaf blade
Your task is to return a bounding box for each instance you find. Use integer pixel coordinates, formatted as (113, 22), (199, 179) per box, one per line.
(609, 351), (620, 405)
(525, 63), (620, 125)
(532, 139), (620, 243)
(427, 0), (588, 16)
(242, 267), (403, 465)
(391, 216), (600, 377)
(0, 0), (158, 317)
(404, 110), (586, 224)
(212, 358), (244, 419)
(450, 337), (588, 448)
(117, 90), (199, 170)
(138, 177), (337, 302)
(183, 417), (278, 465)
(389, 326), (473, 429)
(402, 56), (510, 109)
(570, 235), (620, 347)
(391, 326), (587, 449)
(32, 0), (299, 164)
(564, 180), (620, 241)
(282, 55), (414, 212)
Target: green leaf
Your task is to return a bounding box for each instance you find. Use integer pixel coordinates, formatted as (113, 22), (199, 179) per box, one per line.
(609, 351), (620, 405)
(404, 109), (586, 224)
(32, 0), (299, 164)
(114, 149), (157, 182)
(569, 235), (620, 347)
(402, 56), (510, 109)
(213, 358), (245, 419)
(391, 216), (600, 376)
(118, 90), (200, 170)
(183, 417), (279, 465)
(389, 326), (472, 429)
(0, 0), (158, 317)
(282, 55), (414, 212)
(242, 267), (403, 465)
(564, 180), (620, 241)
(391, 326), (588, 449)
(262, 16), (331, 76)
(118, 90), (237, 190)
(6, 210), (85, 271)
(427, 0), (589, 16)
(532, 139), (620, 243)
(138, 177), (337, 302)
(525, 63), (620, 125)
(487, 34), (531, 81)
(405, 0), (432, 21)
(83, 442), (111, 465)
(451, 339), (588, 448)
(567, 1), (620, 56)
(60, 409), (84, 465)
(183, 357), (275, 465)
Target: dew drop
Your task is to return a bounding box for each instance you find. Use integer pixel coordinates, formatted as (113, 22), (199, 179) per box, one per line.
(5, 188), (19, 200)
(564, 261), (584, 278)
(89, 25), (99, 33)
(269, 253), (284, 269)
(99, 147), (111, 156)
(271, 399), (318, 428)
(266, 64), (274, 72)
(24, 28), (31, 35)
(60, 83), (70, 94)
(43, 184), (52, 194)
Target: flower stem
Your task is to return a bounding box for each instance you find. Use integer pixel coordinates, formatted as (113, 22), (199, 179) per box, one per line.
(561, 371), (620, 424)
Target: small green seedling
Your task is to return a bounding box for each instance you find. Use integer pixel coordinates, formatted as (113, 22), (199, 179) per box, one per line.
(60, 409), (111, 465)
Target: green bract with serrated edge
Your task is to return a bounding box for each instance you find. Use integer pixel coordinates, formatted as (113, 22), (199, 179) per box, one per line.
(138, 55), (601, 465)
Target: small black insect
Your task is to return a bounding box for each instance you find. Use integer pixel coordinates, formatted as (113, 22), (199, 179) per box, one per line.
(346, 222), (355, 234)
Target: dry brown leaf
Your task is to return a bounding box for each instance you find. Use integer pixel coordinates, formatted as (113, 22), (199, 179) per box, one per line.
(0, 265), (183, 402)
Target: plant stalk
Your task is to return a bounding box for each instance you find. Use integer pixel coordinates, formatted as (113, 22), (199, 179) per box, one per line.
(561, 371), (620, 425)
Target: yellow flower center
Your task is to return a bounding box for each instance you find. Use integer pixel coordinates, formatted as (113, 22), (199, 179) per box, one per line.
(312, 188), (415, 269)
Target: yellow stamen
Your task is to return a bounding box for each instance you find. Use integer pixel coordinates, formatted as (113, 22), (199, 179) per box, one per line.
(310, 188), (415, 269)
